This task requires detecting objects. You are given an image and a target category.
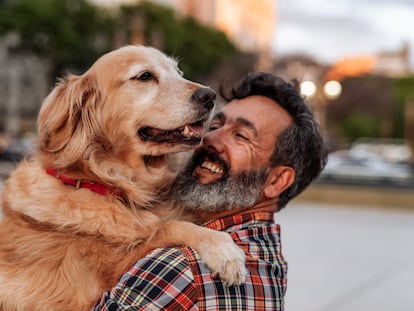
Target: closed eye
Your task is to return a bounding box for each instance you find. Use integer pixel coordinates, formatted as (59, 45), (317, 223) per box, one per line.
(236, 132), (249, 140)
(209, 113), (225, 131)
(208, 123), (221, 132)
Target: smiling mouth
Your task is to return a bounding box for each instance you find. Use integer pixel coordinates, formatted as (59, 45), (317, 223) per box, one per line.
(138, 119), (206, 144)
(200, 160), (224, 174)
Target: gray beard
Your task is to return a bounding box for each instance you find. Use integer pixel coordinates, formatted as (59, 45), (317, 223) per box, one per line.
(172, 168), (269, 212)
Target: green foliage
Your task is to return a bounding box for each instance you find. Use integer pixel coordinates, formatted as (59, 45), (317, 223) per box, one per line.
(338, 114), (379, 141)
(393, 76), (414, 104)
(327, 76), (409, 142)
(392, 76), (414, 138)
(119, 1), (239, 80)
(0, 0), (239, 81)
(0, 0), (115, 77)
(394, 76), (414, 101)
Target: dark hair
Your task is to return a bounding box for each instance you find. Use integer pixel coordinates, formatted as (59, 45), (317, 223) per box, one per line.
(220, 72), (327, 209)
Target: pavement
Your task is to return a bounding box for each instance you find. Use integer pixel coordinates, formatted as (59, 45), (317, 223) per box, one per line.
(277, 202), (414, 311)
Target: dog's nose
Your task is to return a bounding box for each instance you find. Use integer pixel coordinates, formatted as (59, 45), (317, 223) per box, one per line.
(192, 88), (216, 110)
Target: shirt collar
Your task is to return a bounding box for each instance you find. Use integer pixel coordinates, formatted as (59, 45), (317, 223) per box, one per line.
(204, 211), (275, 231)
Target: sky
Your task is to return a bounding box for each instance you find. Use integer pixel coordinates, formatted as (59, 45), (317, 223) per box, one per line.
(273, 0), (414, 68)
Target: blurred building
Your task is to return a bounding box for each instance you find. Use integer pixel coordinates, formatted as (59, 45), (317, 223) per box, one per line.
(176, 0), (276, 69)
(90, 0), (277, 68)
(174, 0), (275, 53)
(325, 43), (411, 81)
(0, 33), (49, 138)
(374, 42), (411, 77)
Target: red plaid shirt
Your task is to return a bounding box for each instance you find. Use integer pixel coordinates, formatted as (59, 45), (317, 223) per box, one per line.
(92, 212), (287, 310)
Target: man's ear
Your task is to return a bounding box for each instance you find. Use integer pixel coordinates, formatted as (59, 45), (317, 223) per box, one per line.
(263, 166), (295, 198)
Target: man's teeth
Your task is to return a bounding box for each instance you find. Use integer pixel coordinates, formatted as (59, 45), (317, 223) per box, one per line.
(182, 125), (199, 137)
(201, 161), (223, 173)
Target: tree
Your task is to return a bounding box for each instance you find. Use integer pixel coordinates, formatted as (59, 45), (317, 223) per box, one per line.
(117, 1), (239, 81)
(0, 0), (115, 79)
(0, 0), (241, 82)
(326, 75), (397, 143)
(339, 114), (379, 141)
(393, 76), (414, 149)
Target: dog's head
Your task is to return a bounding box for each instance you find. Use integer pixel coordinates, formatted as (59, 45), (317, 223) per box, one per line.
(37, 45), (215, 175)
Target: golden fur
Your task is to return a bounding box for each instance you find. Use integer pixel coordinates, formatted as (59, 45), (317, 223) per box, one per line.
(0, 45), (245, 311)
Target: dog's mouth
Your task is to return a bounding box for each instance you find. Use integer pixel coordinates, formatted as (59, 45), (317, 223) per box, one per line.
(138, 119), (206, 144)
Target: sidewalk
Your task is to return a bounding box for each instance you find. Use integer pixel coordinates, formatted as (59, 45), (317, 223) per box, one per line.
(277, 201), (414, 311)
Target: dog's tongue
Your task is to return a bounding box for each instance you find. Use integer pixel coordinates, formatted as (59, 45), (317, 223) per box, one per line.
(187, 124), (206, 136)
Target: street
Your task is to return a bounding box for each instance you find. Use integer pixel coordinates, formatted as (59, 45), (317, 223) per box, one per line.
(277, 202), (414, 311)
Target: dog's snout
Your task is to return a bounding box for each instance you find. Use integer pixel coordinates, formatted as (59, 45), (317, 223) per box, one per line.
(192, 88), (216, 110)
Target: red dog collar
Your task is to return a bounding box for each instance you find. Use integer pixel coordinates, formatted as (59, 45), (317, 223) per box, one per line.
(46, 168), (122, 197)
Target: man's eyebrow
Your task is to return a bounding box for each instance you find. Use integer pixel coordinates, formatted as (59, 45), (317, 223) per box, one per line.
(213, 112), (258, 136)
(236, 117), (258, 137)
(212, 112), (226, 123)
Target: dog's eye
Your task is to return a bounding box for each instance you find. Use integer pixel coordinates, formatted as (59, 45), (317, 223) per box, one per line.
(136, 71), (153, 81)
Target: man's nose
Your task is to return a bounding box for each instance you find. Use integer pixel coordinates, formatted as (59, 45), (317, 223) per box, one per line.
(203, 128), (225, 153)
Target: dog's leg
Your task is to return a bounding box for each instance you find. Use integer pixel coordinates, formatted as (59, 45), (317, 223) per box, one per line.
(146, 220), (247, 286)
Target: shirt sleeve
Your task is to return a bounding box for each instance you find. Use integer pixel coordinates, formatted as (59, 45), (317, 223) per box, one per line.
(91, 247), (199, 311)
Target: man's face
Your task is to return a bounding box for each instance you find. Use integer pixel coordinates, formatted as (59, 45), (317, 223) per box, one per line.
(172, 95), (293, 212)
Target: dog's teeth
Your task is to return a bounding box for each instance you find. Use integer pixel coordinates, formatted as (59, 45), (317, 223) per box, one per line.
(183, 126), (190, 136)
(182, 125), (199, 137)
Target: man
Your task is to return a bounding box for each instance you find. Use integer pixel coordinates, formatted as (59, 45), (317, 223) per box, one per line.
(93, 72), (327, 310)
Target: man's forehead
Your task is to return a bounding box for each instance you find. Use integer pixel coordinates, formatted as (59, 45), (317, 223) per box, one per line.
(222, 95), (293, 130)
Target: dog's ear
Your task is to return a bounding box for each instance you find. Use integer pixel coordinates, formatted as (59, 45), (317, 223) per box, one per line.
(38, 74), (101, 161)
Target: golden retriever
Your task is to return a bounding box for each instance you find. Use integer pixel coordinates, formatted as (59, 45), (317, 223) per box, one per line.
(0, 45), (246, 311)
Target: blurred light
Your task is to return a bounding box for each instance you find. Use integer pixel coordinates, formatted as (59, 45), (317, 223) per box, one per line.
(323, 80), (342, 100)
(300, 80), (316, 98)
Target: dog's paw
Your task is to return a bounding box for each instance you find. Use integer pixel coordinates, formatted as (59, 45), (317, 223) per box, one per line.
(197, 231), (247, 286)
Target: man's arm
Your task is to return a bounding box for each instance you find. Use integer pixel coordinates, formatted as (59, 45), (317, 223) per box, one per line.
(92, 248), (198, 311)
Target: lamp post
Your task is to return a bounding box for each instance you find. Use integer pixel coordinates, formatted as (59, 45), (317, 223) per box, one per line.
(300, 79), (342, 130)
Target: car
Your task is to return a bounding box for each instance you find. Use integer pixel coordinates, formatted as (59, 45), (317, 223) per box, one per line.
(319, 150), (413, 185)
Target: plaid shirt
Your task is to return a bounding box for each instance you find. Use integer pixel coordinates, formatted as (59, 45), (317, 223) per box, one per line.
(92, 212), (287, 310)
